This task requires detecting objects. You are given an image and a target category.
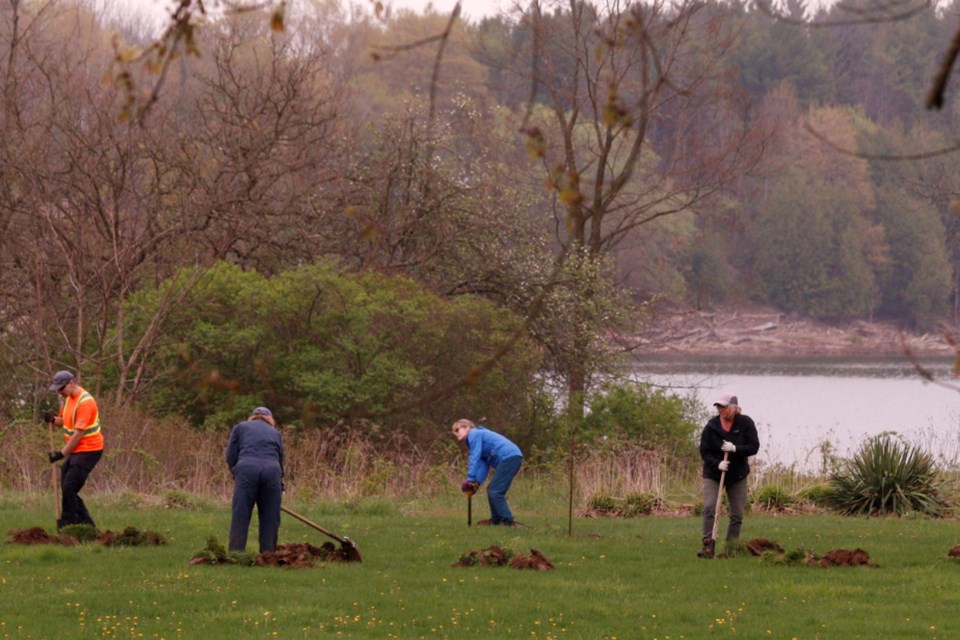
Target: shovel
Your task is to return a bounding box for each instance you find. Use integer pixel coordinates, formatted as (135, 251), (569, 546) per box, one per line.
(705, 451), (730, 558)
(280, 505), (362, 562)
(47, 419), (61, 523)
(467, 492), (472, 527)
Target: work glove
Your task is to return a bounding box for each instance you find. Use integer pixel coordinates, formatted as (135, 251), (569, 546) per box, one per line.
(43, 410), (57, 424)
(48, 450), (65, 463)
(461, 481), (479, 495)
(721, 441), (736, 453)
(718, 460), (729, 472)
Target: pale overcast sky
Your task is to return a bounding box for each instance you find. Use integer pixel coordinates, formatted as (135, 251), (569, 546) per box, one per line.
(384, 0), (518, 20)
(119, 0), (519, 25)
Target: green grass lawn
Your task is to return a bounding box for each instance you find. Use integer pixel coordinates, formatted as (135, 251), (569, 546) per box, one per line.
(1, 497), (958, 639)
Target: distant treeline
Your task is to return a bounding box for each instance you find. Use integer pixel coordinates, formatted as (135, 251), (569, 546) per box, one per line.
(2, 0), (957, 433)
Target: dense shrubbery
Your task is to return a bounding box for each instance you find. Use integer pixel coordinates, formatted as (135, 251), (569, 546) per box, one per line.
(826, 434), (949, 517)
(118, 262), (546, 444)
(582, 382), (702, 466)
(753, 485), (795, 511)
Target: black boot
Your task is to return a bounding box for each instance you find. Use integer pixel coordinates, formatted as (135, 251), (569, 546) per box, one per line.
(697, 536), (715, 559)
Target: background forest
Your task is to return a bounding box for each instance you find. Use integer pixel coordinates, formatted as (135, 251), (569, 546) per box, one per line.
(1, 0), (959, 490)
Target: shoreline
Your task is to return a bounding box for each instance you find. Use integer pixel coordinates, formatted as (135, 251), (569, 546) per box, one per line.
(632, 308), (959, 358)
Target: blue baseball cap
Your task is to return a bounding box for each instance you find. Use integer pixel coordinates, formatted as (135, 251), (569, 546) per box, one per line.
(49, 370), (75, 391)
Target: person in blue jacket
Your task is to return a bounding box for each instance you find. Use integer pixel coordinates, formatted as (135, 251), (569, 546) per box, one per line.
(225, 406), (284, 553)
(452, 419), (523, 526)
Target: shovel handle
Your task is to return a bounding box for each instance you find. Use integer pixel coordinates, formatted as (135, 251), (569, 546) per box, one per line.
(467, 493), (472, 527)
(48, 420), (61, 521)
(280, 505), (347, 544)
(711, 451), (730, 542)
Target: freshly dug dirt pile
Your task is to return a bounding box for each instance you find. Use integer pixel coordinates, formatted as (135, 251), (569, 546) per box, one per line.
(7, 527), (77, 546)
(818, 548), (877, 567)
(509, 549), (555, 570)
(745, 538), (785, 556)
(452, 545), (555, 570)
(257, 542), (355, 567)
(7, 526), (165, 547)
(191, 538), (358, 568)
(948, 545), (960, 558)
(755, 544), (878, 567)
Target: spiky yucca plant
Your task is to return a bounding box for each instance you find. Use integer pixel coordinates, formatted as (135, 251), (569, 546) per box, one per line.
(826, 434), (948, 517)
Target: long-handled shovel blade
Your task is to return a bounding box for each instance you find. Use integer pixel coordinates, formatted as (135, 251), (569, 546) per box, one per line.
(281, 505), (362, 562)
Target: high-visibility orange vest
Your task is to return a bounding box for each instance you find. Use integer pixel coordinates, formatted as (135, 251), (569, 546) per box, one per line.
(60, 387), (104, 453)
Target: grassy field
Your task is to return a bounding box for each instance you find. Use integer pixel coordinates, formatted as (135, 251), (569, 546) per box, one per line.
(1, 493), (959, 640)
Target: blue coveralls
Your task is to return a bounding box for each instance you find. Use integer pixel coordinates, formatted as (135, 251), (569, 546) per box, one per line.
(465, 426), (523, 525)
(225, 419), (284, 552)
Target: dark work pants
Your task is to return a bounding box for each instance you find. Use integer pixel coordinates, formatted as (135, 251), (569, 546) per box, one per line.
(59, 450), (102, 529)
(487, 455), (523, 525)
(701, 475), (748, 541)
(229, 460), (283, 553)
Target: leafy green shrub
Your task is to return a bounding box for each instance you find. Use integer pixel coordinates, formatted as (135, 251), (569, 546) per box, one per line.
(826, 434), (949, 517)
(753, 485), (794, 510)
(583, 382), (701, 464)
(796, 484), (832, 508)
(587, 494), (617, 513)
(623, 492), (657, 516)
(764, 548), (812, 566)
(122, 262), (544, 446)
(163, 490), (200, 510)
(102, 526), (167, 547)
(59, 524), (99, 543)
(585, 492), (658, 517)
(190, 536), (256, 566)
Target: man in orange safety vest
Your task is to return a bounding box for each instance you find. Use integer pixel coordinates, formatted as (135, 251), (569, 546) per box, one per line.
(46, 370), (104, 530)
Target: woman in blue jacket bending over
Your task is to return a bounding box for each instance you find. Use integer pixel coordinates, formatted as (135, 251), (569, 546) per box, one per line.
(452, 419), (523, 526)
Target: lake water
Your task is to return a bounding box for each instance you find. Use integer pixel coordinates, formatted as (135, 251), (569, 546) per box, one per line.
(635, 355), (960, 473)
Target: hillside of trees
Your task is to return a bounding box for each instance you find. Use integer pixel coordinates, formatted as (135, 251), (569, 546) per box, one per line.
(2, 0), (958, 438)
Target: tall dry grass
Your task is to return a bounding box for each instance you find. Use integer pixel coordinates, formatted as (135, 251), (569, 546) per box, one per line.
(575, 446), (663, 497)
(0, 404), (464, 503)
(20, 403), (960, 511)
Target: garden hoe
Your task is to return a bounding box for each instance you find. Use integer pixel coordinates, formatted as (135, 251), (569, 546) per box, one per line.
(704, 451), (730, 559)
(280, 505), (362, 562)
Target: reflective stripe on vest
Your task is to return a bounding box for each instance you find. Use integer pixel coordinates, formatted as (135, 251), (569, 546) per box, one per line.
(62, 392), (100, 438)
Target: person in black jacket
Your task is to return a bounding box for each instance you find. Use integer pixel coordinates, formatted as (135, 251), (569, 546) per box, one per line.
(697, 392), (759, 558)
(225, 407), (284, 553)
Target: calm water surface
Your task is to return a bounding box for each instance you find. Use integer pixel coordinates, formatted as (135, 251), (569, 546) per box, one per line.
(635, 355), (960, 472)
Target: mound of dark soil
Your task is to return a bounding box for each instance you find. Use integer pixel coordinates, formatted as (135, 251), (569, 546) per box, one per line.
(818, 548), (876, 568)
(509, 549), (556, 570)
(947, 545), (960, 558)
(257, 542), (354, 567)
(755, 544), (878, 567)
(7, 527), (77, 546)
(745, 538), (785, 556)
(453, 545), (555, 570)
(191, 538), (358, 568)
(7, 526), (165, 547)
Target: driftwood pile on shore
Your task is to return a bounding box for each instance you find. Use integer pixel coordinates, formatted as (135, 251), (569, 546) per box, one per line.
(631, 310), (954, 356)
